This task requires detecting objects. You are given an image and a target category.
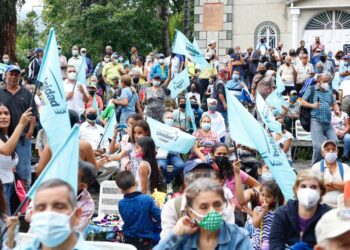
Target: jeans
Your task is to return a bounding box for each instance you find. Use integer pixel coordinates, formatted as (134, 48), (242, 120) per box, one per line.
(16, 137), (32, 189)
(3, 182), (14, 215)
(342, 133), (350, 157)
(311, 119), (338, 164)
(157, 154), (185, 183)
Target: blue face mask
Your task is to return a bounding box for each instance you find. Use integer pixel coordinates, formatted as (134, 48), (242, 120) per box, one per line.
(165, 118), (174, 127)
(31, 210), (74, 247)
(290, 96), (297, 102)
(201, 122), (211, 131)
(232, 74), (239, 82)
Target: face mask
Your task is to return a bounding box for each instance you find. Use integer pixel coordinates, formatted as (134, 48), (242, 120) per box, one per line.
(320, 57), (326, 62)
(89, 90), (96, 96)
(321, 82), (329, 91)
(214, 156), (229, 166)
(81, 52), (86, 57)
(153, 80), (161, 86)
(158, 59), (164, 64)
(232, 74), (239, 82)
(201, 122), (211, 131)
(325, 152), (337, 163)
(190, 209), (224, 232)
(297, 188), (320, 209)
(261, 171), (275, 182)
(67, 72), (77, 81)
(135, 151), (144, 159)
(72, 50), (79, 56)
(86, 113), (97, 122)
(104, 57), (110, 63)
(58, 49), (62, 55)
(3, 59), (9, 64)
(31, 211), (73, 247)
(208, 105), (217, 111)
(259, 70), (267, 75)
(179, 103), (186, 109)
(165, 118), (174, 127)
(290, 96), (297, 102)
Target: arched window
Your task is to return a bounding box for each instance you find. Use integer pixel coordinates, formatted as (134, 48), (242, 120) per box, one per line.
(306, 11), (350, 30)
(254, 21), (280, 49)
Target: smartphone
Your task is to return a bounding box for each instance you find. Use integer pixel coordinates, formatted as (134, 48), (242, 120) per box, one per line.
(117, 124), (127, 131)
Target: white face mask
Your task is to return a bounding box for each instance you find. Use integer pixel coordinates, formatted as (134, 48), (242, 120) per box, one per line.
(3, 59), (9, 64)
(324, 152), (337, 163)
(68, 72), (77, 81)
(321, 82), (329, 91)
(261, 171), (275, 182)
(158, 59), (164, 64)
(104, 57), (110, 63)
(72, 50), (79, 56)
(297, 188), (320, 209)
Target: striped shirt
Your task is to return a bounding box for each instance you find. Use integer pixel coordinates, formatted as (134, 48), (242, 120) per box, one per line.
(251, 206), (275, 250)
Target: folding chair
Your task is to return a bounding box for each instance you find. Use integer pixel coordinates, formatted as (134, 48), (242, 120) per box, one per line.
(292, 119), (312, 161)
(98, 181), (124, 216)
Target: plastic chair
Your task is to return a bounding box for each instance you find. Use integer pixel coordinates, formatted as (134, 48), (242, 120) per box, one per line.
(98, 181), (124, 216)
(292, 119), (312, 161)
(89, 241), (137, 249)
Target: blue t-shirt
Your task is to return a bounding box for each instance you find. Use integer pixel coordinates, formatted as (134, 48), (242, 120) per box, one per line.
(339, 62), (350, 82)
(119, 87), (138, 112)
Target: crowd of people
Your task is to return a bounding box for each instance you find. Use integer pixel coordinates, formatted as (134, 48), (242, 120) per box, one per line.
(0, 35), (350, 249)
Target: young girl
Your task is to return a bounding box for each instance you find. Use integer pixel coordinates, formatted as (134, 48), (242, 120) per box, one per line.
(134, 136), (160, 194)
(251, 181), (284, 250)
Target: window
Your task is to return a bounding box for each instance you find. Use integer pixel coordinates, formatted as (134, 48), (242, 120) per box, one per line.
(254, 21), (280, 49)
(306, 11), (350, 30)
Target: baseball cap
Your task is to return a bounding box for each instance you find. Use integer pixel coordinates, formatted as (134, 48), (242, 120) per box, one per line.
(290, 90), (297, 95)
(88, 82), (97, 89)
(158, 53), (165, 59)
(315, 208), (350, 243)
(183, 159), (214, 176)
(343, 55), (350, 60)
(80, 48), (87, 53)
(35, 47), (43, 53)
(152, 74), (161, 79)
(6, 65), (21, 73)
(321, 139), (337, 149)
(208, 40), (216, 46)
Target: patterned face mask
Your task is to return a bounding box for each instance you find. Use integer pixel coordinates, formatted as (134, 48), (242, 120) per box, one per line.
(190, 208), (224, 232)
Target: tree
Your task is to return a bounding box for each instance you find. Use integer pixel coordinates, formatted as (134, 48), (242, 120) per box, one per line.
(0, 0), (24, 60)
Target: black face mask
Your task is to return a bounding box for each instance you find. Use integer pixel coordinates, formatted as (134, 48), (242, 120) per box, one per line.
(133, 77), (139, 84)
(89, 90), (96, 96)
(215, 156), (230, 166)
(86, 113), (97, 121)
(259, 70), (267, 75)
(191, 103), (199, 110)
(179, 103), (186, 109)
(320, 57), (326, 62)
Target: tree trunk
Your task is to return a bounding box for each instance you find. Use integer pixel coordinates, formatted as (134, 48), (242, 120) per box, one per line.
(0, 0), (18, 61)
(160, 1), (170, 55)
(183, 0), (191, 38)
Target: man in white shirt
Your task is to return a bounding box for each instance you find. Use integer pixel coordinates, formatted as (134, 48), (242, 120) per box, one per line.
(79, 107), (109, 153)
(68, 45), (83, 72)
(296, 54), (314, 93)
(64, 65), (89, 116)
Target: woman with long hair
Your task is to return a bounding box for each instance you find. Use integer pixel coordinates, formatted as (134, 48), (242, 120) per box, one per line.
(0, 103), (32, 213)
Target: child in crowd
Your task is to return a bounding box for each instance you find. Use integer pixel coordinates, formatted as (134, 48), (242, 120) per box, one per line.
(116, 171), (161, 250)
(134, 136), (160, 194)
(251, 181), (284, 250)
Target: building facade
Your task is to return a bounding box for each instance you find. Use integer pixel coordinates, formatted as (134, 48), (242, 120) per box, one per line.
(194, 0), (350, 58)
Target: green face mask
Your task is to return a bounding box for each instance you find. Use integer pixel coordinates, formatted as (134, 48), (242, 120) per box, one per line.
(191, 209), (224, 232)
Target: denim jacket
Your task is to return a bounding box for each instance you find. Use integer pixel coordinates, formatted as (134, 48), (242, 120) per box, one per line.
(154, 222), (252, 250)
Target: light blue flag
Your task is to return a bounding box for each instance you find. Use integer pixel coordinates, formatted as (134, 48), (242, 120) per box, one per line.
(172, 30), (209, 70)
(147, 116), (196, 154)
(275, 71), (285, 94)
(103, 109), (116, 140)
(332, 72), (341, 91)
(93, 94), (100, 116)
(266, 90), (288, 115)
(226, 89), (296, 200)
(0, 63), (7, 73)
(256, 92), (282, 133)
(186, 95), (197, 131)
(27, 125), (80, 199)
(192, 38), (200, 51)
(37, 28), (71, 153)
(167, 68), (190, 98)
(77, 56), (87, 85)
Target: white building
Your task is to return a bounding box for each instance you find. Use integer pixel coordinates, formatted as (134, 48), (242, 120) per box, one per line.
(194, 0), (350, 57)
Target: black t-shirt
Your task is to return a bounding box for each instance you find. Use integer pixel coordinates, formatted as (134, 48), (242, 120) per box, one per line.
(212, 80), (226, 112)
(0, 86), (38, 135)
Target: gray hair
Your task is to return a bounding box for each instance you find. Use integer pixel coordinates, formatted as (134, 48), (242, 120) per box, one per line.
(35, 179), (77, 208)
(185, 178), (225, 208)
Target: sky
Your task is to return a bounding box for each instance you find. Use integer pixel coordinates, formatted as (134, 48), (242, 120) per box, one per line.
(18, 0), (44, 30)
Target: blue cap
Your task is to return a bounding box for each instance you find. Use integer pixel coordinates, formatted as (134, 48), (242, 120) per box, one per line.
(183, 159), (214, 176)
(152, 73), (161, 79)
(6, 65), (21, 73)
(343, 55), (350, 60)
(36, 47), (43, 53)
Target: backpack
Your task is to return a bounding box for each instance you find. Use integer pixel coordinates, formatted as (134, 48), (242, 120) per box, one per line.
(320, 160), (344, 180)
(299, 86), (315, 132)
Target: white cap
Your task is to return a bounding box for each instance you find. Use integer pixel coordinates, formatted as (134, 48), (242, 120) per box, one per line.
(315, 208), (350, 243)
(208, 40), (216, 46)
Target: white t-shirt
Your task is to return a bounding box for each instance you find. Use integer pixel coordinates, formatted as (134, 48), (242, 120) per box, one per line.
(272, 130), (293, 161)
(296, 63), (314, 84)
(0, 152), (18, 184)
(280, 64), (295, 87)
(186, 92), (201, 106)
(79, 121), (109, 150)
(331, 111), (348, 131)
(312, 161), (350, 208)
(339, 80), (350, 98)
(224, 186), (234, 201)
(64, 80), (88, 115)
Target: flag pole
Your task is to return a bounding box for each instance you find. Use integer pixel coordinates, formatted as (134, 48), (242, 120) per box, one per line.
(29, 79), (42, 109)
(72, 58), (85, 92)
